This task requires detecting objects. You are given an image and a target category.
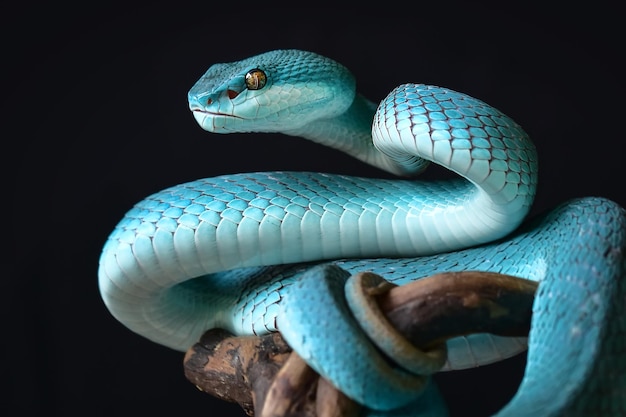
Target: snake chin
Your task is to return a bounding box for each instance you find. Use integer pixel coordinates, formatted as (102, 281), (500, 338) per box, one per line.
(191, 109), (241, 132)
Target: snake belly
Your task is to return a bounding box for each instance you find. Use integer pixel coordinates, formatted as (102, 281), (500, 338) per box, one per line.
(98, 50), (626, 415)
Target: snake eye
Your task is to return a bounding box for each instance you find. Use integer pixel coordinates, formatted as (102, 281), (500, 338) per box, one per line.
(245, 69), (267, 90)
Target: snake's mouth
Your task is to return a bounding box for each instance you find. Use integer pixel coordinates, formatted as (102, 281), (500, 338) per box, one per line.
(191, 109), (243, 119)
(191, 109), (245, 132)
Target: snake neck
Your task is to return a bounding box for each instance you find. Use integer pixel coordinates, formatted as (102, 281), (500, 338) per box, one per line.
(284, 94), (427, 177)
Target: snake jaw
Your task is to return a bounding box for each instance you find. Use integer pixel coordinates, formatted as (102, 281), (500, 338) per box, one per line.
(190, 108), (242, 118)
(190, 108), (245, 133)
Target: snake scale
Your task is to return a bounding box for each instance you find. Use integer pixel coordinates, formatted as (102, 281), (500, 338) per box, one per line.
(98, 50), (626, 416)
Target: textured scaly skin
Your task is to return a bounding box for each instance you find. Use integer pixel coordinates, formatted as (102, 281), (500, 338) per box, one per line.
(98, 50), (626, 415)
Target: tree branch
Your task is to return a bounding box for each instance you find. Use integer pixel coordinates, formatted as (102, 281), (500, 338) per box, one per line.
(183, 271), (538, 416)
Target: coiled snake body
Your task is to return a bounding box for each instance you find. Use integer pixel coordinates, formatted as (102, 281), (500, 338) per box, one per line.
(98, 50), (626, 415)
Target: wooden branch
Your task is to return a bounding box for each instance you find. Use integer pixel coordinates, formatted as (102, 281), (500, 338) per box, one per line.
(183, 271), (538, 416)
(378, 271), (538, 348)
(183, 329), (292, 416)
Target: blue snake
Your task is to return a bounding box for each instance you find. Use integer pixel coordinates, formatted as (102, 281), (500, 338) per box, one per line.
(98, 49), (626, 416)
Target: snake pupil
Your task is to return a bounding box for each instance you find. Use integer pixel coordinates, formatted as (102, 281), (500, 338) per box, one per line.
(245, 68), (267, 90)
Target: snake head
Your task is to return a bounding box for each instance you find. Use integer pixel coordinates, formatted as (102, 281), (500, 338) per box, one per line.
(188, 49), (356, 133)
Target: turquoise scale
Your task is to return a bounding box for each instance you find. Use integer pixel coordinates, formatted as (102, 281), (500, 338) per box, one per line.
(98, 50), (626, 416)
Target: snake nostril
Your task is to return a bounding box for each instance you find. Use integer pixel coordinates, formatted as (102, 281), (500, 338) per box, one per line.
(206, 98), (213, 105)
(227, 89), (239, 99)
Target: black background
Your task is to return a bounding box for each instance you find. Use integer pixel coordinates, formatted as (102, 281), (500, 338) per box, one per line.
(7, 2), (625, 416)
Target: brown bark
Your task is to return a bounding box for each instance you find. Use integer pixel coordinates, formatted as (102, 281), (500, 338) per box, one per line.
(378, 271), (537, 348)
(183, 271), (538, 416)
